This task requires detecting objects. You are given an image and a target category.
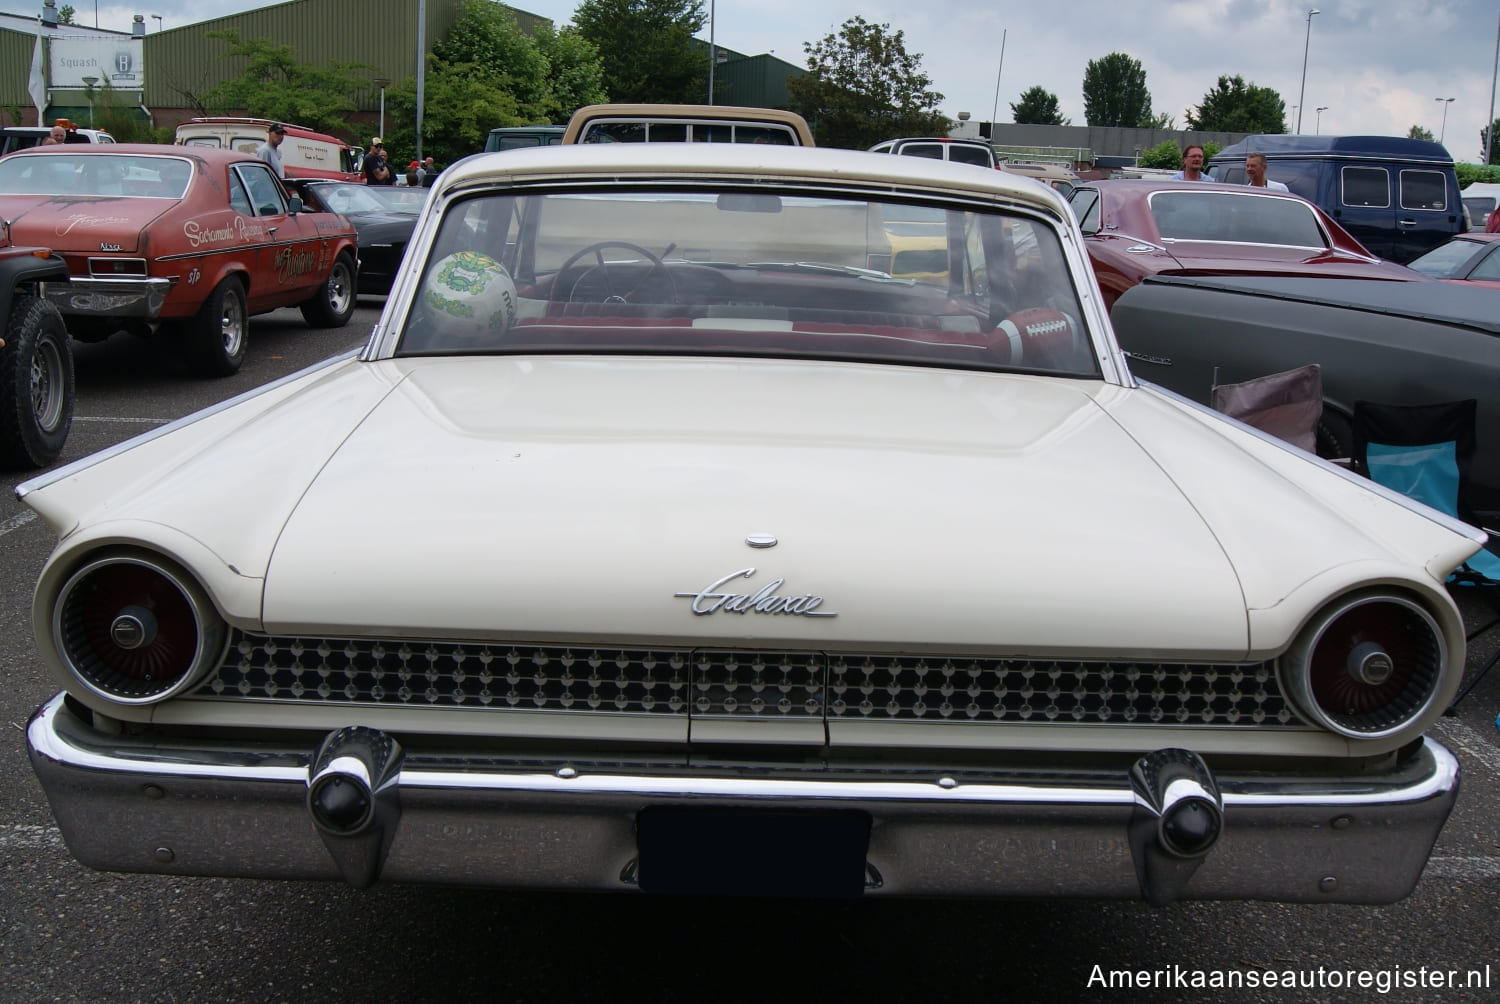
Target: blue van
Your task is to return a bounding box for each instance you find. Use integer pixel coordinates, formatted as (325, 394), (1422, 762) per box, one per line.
(1207, 135), (1463, 263)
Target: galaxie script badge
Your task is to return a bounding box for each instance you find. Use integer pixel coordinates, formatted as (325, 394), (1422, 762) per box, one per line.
(675, 568), (836, 617)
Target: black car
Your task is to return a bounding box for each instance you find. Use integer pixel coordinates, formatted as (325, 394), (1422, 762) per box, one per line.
(286, 179), (420, 295)
(1111, 274), (1500, 525)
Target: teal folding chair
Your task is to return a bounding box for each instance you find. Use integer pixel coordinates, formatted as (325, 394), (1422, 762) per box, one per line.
(1352, 399), (1500, 711)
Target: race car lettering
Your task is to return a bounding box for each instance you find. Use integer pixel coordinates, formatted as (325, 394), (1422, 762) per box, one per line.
(184, 217), (269, 248)
(274, 245), (321, 285)
(55, 213), (130, 236)
(674, 568), (836, 617)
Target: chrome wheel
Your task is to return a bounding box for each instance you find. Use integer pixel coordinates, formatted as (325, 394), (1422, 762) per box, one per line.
(30, 326), (66, 434)
(326, 258), (354, 316)
(218, 287), (246, 358)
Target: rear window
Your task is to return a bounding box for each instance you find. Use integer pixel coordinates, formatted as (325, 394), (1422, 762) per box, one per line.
(1147, 190), (1328, 247)
(947, 146), (994, 168)
(577, 120), (798, 144)
(0, 153), (192, 198)
(396, 186), (1099, 378)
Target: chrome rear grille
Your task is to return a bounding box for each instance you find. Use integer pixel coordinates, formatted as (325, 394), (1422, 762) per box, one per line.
(198, 632), (1307, 728)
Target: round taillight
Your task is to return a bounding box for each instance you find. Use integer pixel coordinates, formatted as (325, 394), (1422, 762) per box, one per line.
(52, 554), (226, 704)
(1282, 593), (1446, 739)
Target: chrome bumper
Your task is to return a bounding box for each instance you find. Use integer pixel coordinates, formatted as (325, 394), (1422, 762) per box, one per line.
(27, 694), (1458, 903)
(41, 276), (170, 318)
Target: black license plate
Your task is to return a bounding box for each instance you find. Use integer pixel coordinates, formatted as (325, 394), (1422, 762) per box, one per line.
(636, 807), (872, 898)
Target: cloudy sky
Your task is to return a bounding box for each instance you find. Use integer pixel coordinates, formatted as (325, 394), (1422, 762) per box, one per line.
(56, 0), (1500, 161)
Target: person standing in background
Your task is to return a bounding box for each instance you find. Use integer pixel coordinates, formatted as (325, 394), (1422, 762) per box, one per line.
(255, 123), (286, 179)
(1244, 152), (1289, 191)
(1170, 145), (1212, 182)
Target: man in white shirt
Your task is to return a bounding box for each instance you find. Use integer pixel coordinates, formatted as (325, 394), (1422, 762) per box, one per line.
(255, 123), (286, 179)
(1245, 152), (1289, 191)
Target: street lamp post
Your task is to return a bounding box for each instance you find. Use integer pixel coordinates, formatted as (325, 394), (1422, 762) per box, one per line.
(1436, 97), (1455, 143)
(1315, 106), (1328, 134)
(374, 77), (390, 143)
(1297, 8), (1320, 134)
(81, 76), (97, 127)
(151, 14), (161, 31)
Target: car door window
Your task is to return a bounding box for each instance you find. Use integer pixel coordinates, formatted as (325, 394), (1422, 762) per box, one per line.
(227, 169), (254, 215)
(235, 164), (289, 217)
(948, 146), (993, 168)
(900, 144), (946, 160)
(1400, 169), (1448, 211)
(1068, 189), (1101, 233)
(1342, 166), (1390, 208)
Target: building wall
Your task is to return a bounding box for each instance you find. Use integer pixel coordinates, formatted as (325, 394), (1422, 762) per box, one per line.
(714, 53), (802, 110)
(2, 1), (798, 138)
(0, 27), (38, 125)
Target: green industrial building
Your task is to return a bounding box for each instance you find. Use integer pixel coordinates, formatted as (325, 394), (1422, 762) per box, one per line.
(0, 0), (805, 143)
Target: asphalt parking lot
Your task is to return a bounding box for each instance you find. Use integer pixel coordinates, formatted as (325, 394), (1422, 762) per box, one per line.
(2, 300), (1499, 1002)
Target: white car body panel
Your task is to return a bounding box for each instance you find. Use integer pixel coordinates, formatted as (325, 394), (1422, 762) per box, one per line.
(18, 143), (1478, 903)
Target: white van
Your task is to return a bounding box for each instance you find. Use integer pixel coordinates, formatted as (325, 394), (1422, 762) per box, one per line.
(0, 123), (114, 157)
(1461, 182), (1500, 231)
(174, 118), (360, 181)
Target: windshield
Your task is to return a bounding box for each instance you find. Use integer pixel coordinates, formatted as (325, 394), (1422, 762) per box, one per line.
(368, 185), (429, 214)
(305, 182), (391, 214)
(1408, 238), (1484, 278)
(0, 153), (191, 198)
(397, 186), (1098, 377)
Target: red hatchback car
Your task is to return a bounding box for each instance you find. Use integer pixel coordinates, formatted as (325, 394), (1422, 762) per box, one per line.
(0, 144), (359, 375)
(1067, 179), (1423, 311)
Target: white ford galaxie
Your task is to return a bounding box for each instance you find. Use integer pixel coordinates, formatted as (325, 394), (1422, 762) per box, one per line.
(22, 144), (1474, 903)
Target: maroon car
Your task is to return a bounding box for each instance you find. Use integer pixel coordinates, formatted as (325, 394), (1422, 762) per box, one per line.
(0, 144), (359, 376)
(1067, 179), (1424, 311)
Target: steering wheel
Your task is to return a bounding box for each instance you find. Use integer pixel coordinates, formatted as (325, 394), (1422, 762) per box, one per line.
(550, 241), (677, 304)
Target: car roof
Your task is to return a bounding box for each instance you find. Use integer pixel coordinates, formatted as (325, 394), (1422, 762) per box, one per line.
(5, 143), (239, 164)
(438, 142), (1067, 215)
(1210, 134), (1454, 164)
(562, 104), (814, 145)
(880, 137), (992, 146)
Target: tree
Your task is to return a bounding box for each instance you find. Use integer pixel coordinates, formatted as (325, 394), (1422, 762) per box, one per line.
(1483, 120), (1500, 164)
(1408, 124), (1434, 142)
(1011, 86), (1067, 126)
(429, 0), (605, 125)
(1136, 140), (1183, 170)
(57, 5), (75, 24)
(1082, 52), (1153, 128)
(787, 16), (947, 149)
(199, 31), (371, 137)
(571, 0), (707, 104)
(379, 3), (604, 167)
(532, 25), (608, 122)
(1185, 75), (1285, 133)
(1137, 139), (1222, 170)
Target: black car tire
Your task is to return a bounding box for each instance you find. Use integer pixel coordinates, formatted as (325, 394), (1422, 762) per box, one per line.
(0, 294), (74, 469)
(183, 276), (248, 378)
(300, 251), (357, 328)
